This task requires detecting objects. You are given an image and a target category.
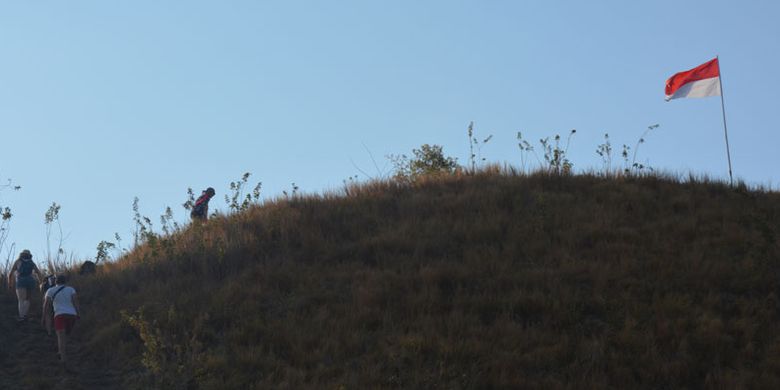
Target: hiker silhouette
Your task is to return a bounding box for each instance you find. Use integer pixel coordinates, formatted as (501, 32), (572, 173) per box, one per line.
(191, 187), (216, 221)
(8, 250), (42, 322)
(43, 274), (80, 370)
(79, 261), (96, 276)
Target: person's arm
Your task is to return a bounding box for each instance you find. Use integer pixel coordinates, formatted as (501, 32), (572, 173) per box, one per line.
(41, 294), (51, 325)
(72, 291), (80, 318)
(32, 263), (42, 284)
(8, 260), (19, 290)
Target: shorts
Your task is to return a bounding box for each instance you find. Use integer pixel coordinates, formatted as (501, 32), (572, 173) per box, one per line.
(15, 276), (36, 290)
(54, 314), (78, 335)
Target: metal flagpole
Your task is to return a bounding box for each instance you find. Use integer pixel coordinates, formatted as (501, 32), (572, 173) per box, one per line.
(717, 56), (734, 186)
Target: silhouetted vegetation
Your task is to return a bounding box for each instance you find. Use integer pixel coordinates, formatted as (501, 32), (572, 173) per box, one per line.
(20, 169), (777, 389)
(388, 144), (458, 181)
(0, 121), (778, 387)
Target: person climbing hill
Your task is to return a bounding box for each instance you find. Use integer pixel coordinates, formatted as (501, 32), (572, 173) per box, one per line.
(191, 187), (216, 221)
(40, 273), (57, 335)
(43, 274), (80, 368)
(8, 249), (42, 322)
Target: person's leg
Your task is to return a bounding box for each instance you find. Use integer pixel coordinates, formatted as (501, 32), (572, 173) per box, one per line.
(15, 288), (29, 319)
(54, 315), (68, 361)
(25, 286), (34, 318)
(56, 329), (67, 362)
(44, 306), (53, 335)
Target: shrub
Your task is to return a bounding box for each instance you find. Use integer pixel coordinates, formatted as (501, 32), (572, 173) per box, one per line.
(389, 144), (458, 181)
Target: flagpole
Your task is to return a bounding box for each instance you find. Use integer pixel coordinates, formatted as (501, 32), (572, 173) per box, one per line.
(717, 56), (734, 186)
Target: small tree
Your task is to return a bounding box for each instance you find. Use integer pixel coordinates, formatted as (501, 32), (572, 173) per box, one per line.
(95, 240), (116, 265)
(389, 144), (458, 181)
(44, 202), (65, 265)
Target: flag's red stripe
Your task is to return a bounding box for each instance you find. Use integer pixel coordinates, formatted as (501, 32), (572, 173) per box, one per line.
(665, 58), (720, 96)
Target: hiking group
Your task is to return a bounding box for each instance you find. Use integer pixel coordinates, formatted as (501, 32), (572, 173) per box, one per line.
(7, 249), (80, 369)
(2, 187), (215, 372)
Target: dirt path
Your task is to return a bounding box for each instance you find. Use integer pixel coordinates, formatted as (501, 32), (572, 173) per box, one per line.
(0, 290), (121, 389)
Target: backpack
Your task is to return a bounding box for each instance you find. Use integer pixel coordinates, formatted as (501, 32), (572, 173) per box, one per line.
(191, 195), (209, 218)
(19, 259), (34, 277)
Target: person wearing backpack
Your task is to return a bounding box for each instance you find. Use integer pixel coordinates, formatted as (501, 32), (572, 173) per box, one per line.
(191, 187), (216, 221)
(8, 249), (42, 322)
(43, 274), (80, 366)
(39, 274), (57, 335)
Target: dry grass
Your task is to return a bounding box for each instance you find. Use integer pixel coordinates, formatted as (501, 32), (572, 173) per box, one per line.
(22, 170), (780, 389)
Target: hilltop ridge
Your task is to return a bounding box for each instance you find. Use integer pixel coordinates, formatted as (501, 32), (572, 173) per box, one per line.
(2, 171), (780, 389)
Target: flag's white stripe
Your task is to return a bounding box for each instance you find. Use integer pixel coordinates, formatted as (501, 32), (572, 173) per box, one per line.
(665, 76), (721, 101)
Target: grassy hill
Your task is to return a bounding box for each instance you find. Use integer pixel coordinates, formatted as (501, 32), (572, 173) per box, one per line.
(3, 170), (780, 389)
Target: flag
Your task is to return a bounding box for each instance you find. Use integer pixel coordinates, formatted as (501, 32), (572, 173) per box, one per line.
(665, 58), (721, 101)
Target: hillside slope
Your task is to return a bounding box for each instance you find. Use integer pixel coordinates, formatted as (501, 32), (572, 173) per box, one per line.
(3, 172), (780, 389)
(0, 292), (123, 389)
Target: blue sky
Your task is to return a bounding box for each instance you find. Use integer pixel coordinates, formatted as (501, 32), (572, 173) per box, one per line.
(1, 1), (778, 261)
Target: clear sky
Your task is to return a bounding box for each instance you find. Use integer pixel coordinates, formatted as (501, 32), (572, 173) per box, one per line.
(1, 1), (778, 261)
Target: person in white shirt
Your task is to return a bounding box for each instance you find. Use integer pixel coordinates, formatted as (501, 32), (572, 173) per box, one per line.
(42, 274), (80, 365)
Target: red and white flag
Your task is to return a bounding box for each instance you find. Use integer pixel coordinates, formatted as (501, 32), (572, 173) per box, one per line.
(665, 58), (721, 101)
